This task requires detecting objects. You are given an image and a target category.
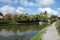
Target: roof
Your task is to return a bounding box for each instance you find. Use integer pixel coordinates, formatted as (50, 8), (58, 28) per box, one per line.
(0, 12), (3, 16)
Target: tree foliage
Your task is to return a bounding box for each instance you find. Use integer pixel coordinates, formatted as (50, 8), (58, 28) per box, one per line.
(0, 11), (56, 23)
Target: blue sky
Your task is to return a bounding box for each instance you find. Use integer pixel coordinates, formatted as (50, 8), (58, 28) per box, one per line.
(0, 0), (60, 16)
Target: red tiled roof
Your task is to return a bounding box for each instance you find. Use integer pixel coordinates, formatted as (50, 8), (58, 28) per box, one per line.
(4, 14), (12, 18)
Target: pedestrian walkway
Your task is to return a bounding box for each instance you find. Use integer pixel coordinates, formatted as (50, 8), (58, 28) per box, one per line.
(42, 22), (60, 40)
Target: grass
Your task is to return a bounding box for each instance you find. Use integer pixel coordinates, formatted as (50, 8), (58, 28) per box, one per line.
(30, 22), (50, 40)
(56, 20), (60, 35)
(30, 27), (46, 40)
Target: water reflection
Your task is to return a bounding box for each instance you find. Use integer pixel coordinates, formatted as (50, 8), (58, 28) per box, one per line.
(0, 29), (38, 40)
(0, 24), (40, 40)
(0, 24), (40, 32)
(0, 23), (48, 40)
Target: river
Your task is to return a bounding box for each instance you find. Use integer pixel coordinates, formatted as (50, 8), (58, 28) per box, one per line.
(0, 24), (40, 40)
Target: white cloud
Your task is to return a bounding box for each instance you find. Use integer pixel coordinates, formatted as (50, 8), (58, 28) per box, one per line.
(20, 0), (36, 6)
(0, 0), (18, 3)
(29, 2), (36, 6)
(16, 7), (25, 14)
(0, 6), (25, 15)
(57, 8), (60, 13)
(0, 6), (16, 15)
(0, 0), (11, 2)
(0, 0), (56, 7)
(20, 0), (28, 6)
(57, 8), (60, 17)
(0, 6), (32, 15)
(20, 0), (56, 6)
(38, 7), (57, 15)
(36, 0), (55, 6)
(16, 7), (32, 14)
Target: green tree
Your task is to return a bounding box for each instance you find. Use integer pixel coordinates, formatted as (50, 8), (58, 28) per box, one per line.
(43, 11), (48, 22)
(11, 14), (18, 23)
(18, 14), (28, 21)
(35, 14), (40, 21)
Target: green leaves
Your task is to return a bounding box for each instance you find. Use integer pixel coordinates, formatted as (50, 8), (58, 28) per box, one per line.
(0, 11), (49, 23)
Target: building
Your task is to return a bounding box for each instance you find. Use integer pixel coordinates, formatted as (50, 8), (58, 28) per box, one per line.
(4, 14), (12, 19)
(0, 12), (4, 18)
(4, 14), (11, 19)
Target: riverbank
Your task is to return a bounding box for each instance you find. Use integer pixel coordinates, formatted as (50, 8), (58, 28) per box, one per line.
(0, 22), (40, 25)
(31, 22), (60, 40)
(30, 28), (46, 40)
(30, 23), (49, 40)
(56, 20), (60, 35)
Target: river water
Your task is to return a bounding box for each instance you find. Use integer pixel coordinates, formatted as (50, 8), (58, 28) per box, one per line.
(0, 24), (40, 40)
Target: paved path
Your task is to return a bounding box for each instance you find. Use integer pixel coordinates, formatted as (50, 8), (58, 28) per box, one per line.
(42, 22), (60, 40)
